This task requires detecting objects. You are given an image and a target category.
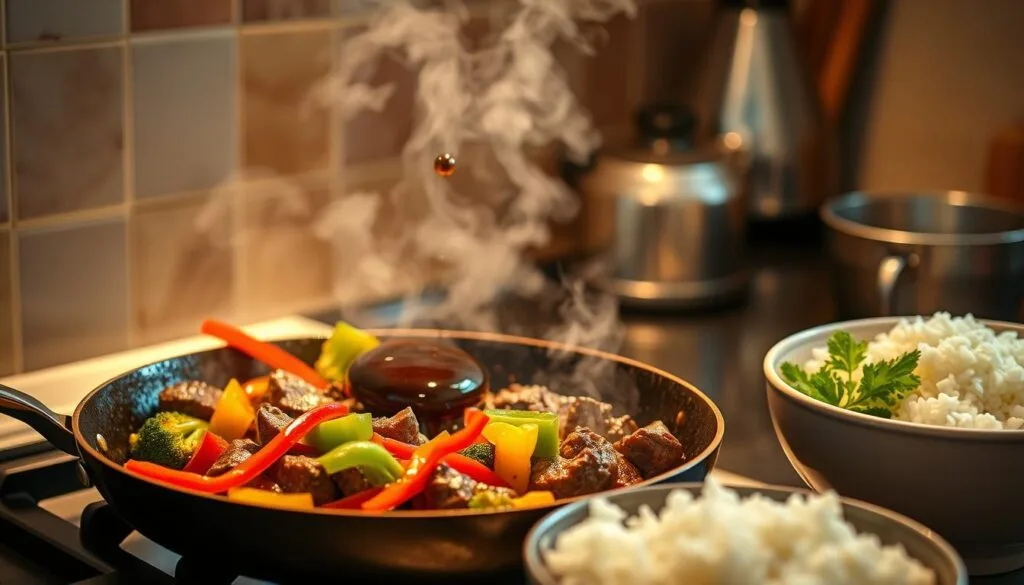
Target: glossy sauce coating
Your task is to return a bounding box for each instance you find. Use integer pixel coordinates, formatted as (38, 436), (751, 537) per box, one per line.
(434, 153), (456, 177)
(348, 339), (487, 435)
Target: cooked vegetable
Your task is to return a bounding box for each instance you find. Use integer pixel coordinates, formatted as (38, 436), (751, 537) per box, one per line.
(361, 409), (489, 511)
(227, 487), (314, 510)
(209, 379), (256, 441)
(468, 490), (556, 509)
(780, 331), (921, 418)
(315, 321), (381, 384)
(323, 487), (384, 509)
(308, 413), (373, 453)
(182, 430), (229, 475)
(458, 442), (495, 468)
(483, 409), (559, 457)
(468, 490), (513, 509)
(482, 421), (538, 494)
(124, 402), (349, 493)
(243, 376), (270, 403)
(511, 491), (556, 508)
(317, 441), (405, 482)
(201, 319), (330, 389)
(374, 434), (508, 487)
(129, 412), (208, 470)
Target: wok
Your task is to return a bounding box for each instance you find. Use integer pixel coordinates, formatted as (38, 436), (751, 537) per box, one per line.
(0, 329), (724, 582)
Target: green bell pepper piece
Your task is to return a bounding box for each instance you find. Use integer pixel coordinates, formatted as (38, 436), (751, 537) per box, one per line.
(308, 413), (373, 453)
(317, 441), (405, 481)
(483, 409), (560, 457)
(315, 321), (380, 383)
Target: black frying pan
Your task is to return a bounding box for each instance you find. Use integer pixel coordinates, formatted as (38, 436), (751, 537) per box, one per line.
(0, 329), (724, 583)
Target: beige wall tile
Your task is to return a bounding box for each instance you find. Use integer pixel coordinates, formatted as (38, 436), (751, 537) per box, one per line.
(241, 28), (333, 176)
(10, 47), (124, 220)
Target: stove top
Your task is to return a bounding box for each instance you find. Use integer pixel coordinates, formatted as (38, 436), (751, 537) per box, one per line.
(1, 313), (1019, 584)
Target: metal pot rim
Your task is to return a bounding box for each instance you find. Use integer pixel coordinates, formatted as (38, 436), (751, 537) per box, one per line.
(820, 191), (1024, 246)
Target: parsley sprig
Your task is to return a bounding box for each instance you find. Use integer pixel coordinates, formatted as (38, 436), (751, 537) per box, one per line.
(780, 331), (922, 418)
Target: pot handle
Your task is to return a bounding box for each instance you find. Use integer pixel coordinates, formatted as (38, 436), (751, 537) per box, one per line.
(0, 384), (78, 455)
(876, 253), (918, 317)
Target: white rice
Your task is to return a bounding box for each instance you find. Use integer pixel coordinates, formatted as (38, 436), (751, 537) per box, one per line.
(542, 478), (935, 585)
(803, 312), (1024, 429)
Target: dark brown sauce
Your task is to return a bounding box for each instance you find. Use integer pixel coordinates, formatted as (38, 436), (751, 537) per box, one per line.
(434, 153), (456, 177)
(348, 339), (488, 435)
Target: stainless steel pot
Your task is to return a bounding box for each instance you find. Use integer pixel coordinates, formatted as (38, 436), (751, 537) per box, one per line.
(578, 104), (749, 310)
(821, 191), (1024, 320)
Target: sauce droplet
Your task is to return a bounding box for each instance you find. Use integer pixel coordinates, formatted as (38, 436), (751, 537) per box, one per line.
(434, 153), (456, 177)
(348, 339), (487, 435)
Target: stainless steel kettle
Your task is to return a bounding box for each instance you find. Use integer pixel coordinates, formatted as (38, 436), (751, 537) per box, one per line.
(692, 0), (836, 220)
(576, 103), (749, 310)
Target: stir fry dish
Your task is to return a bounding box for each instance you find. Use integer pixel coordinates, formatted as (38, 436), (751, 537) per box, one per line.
(121, 320), (687, 512)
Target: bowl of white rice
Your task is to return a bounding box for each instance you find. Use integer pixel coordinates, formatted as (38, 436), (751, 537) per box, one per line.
(524, 478), (966, 585)
(764, 312), (1024, 576)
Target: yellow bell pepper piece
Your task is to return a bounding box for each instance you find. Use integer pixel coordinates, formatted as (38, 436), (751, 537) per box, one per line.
(482, 422), (538, 494)
(511, 491), (556, 508)
(226, 487), (314, 510)
(209, 379), (255, 441)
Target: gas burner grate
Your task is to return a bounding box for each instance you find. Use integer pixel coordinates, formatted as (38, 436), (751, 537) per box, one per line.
(0, 450), (172, 585)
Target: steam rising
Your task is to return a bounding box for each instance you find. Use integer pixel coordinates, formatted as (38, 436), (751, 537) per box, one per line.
(313, 0), (634, 331)
(206, 0), (639, 400)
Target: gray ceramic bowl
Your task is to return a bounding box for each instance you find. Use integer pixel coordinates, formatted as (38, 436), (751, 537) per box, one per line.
(524, 483), (967, 585)
(765, 316), (1024, 576)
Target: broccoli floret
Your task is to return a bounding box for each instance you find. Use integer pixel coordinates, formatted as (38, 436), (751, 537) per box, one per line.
(458, 442), (495, 469)
(129, 412), (208, 469)
(315, 321), (381, 383)
(468, 490), (514, 510)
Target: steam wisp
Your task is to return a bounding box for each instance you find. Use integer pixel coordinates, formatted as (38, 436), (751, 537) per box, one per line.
(314, 0), (635, 339)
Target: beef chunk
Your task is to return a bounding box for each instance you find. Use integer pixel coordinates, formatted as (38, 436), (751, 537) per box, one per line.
(332, 468), (374, 497)
(207, 439), (261, 477)
(419, 464), (516, 510)
(273, 455), (339, 506)
(613, 451), (642, 488)
(372, 407), (422, 444)
(255, 403), (293, 445)
(267, 370), (334, 417)
(488, 384), (565, 413)
(529, 429), (619, 498)
(158, 380), (223, 420)
(613, 421), (685, 478)
(487, 385), (637, 443)
(560, 396), (638, 443)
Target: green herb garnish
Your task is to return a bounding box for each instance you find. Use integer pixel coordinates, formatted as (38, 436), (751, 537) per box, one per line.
(780, 331), (922, 418)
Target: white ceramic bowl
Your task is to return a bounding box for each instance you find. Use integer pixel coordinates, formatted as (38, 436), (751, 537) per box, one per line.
(525, 483), (968, 585)
(764, 316), (1024, 576)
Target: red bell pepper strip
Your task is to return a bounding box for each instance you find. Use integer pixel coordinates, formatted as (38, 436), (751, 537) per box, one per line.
(322, 487), (385, 509)
(200, 319), (330, 390)
(361, 409), (489, 512)
(182, 430), (229, 475)
(124, 402), (349, 493)
(372, 434), (510, 489)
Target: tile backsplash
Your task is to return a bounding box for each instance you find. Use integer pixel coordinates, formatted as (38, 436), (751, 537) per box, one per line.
(0, 0), (687, 374)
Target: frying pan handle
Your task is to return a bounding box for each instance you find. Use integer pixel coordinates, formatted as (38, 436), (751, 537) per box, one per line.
(0, 384), (78, 455)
